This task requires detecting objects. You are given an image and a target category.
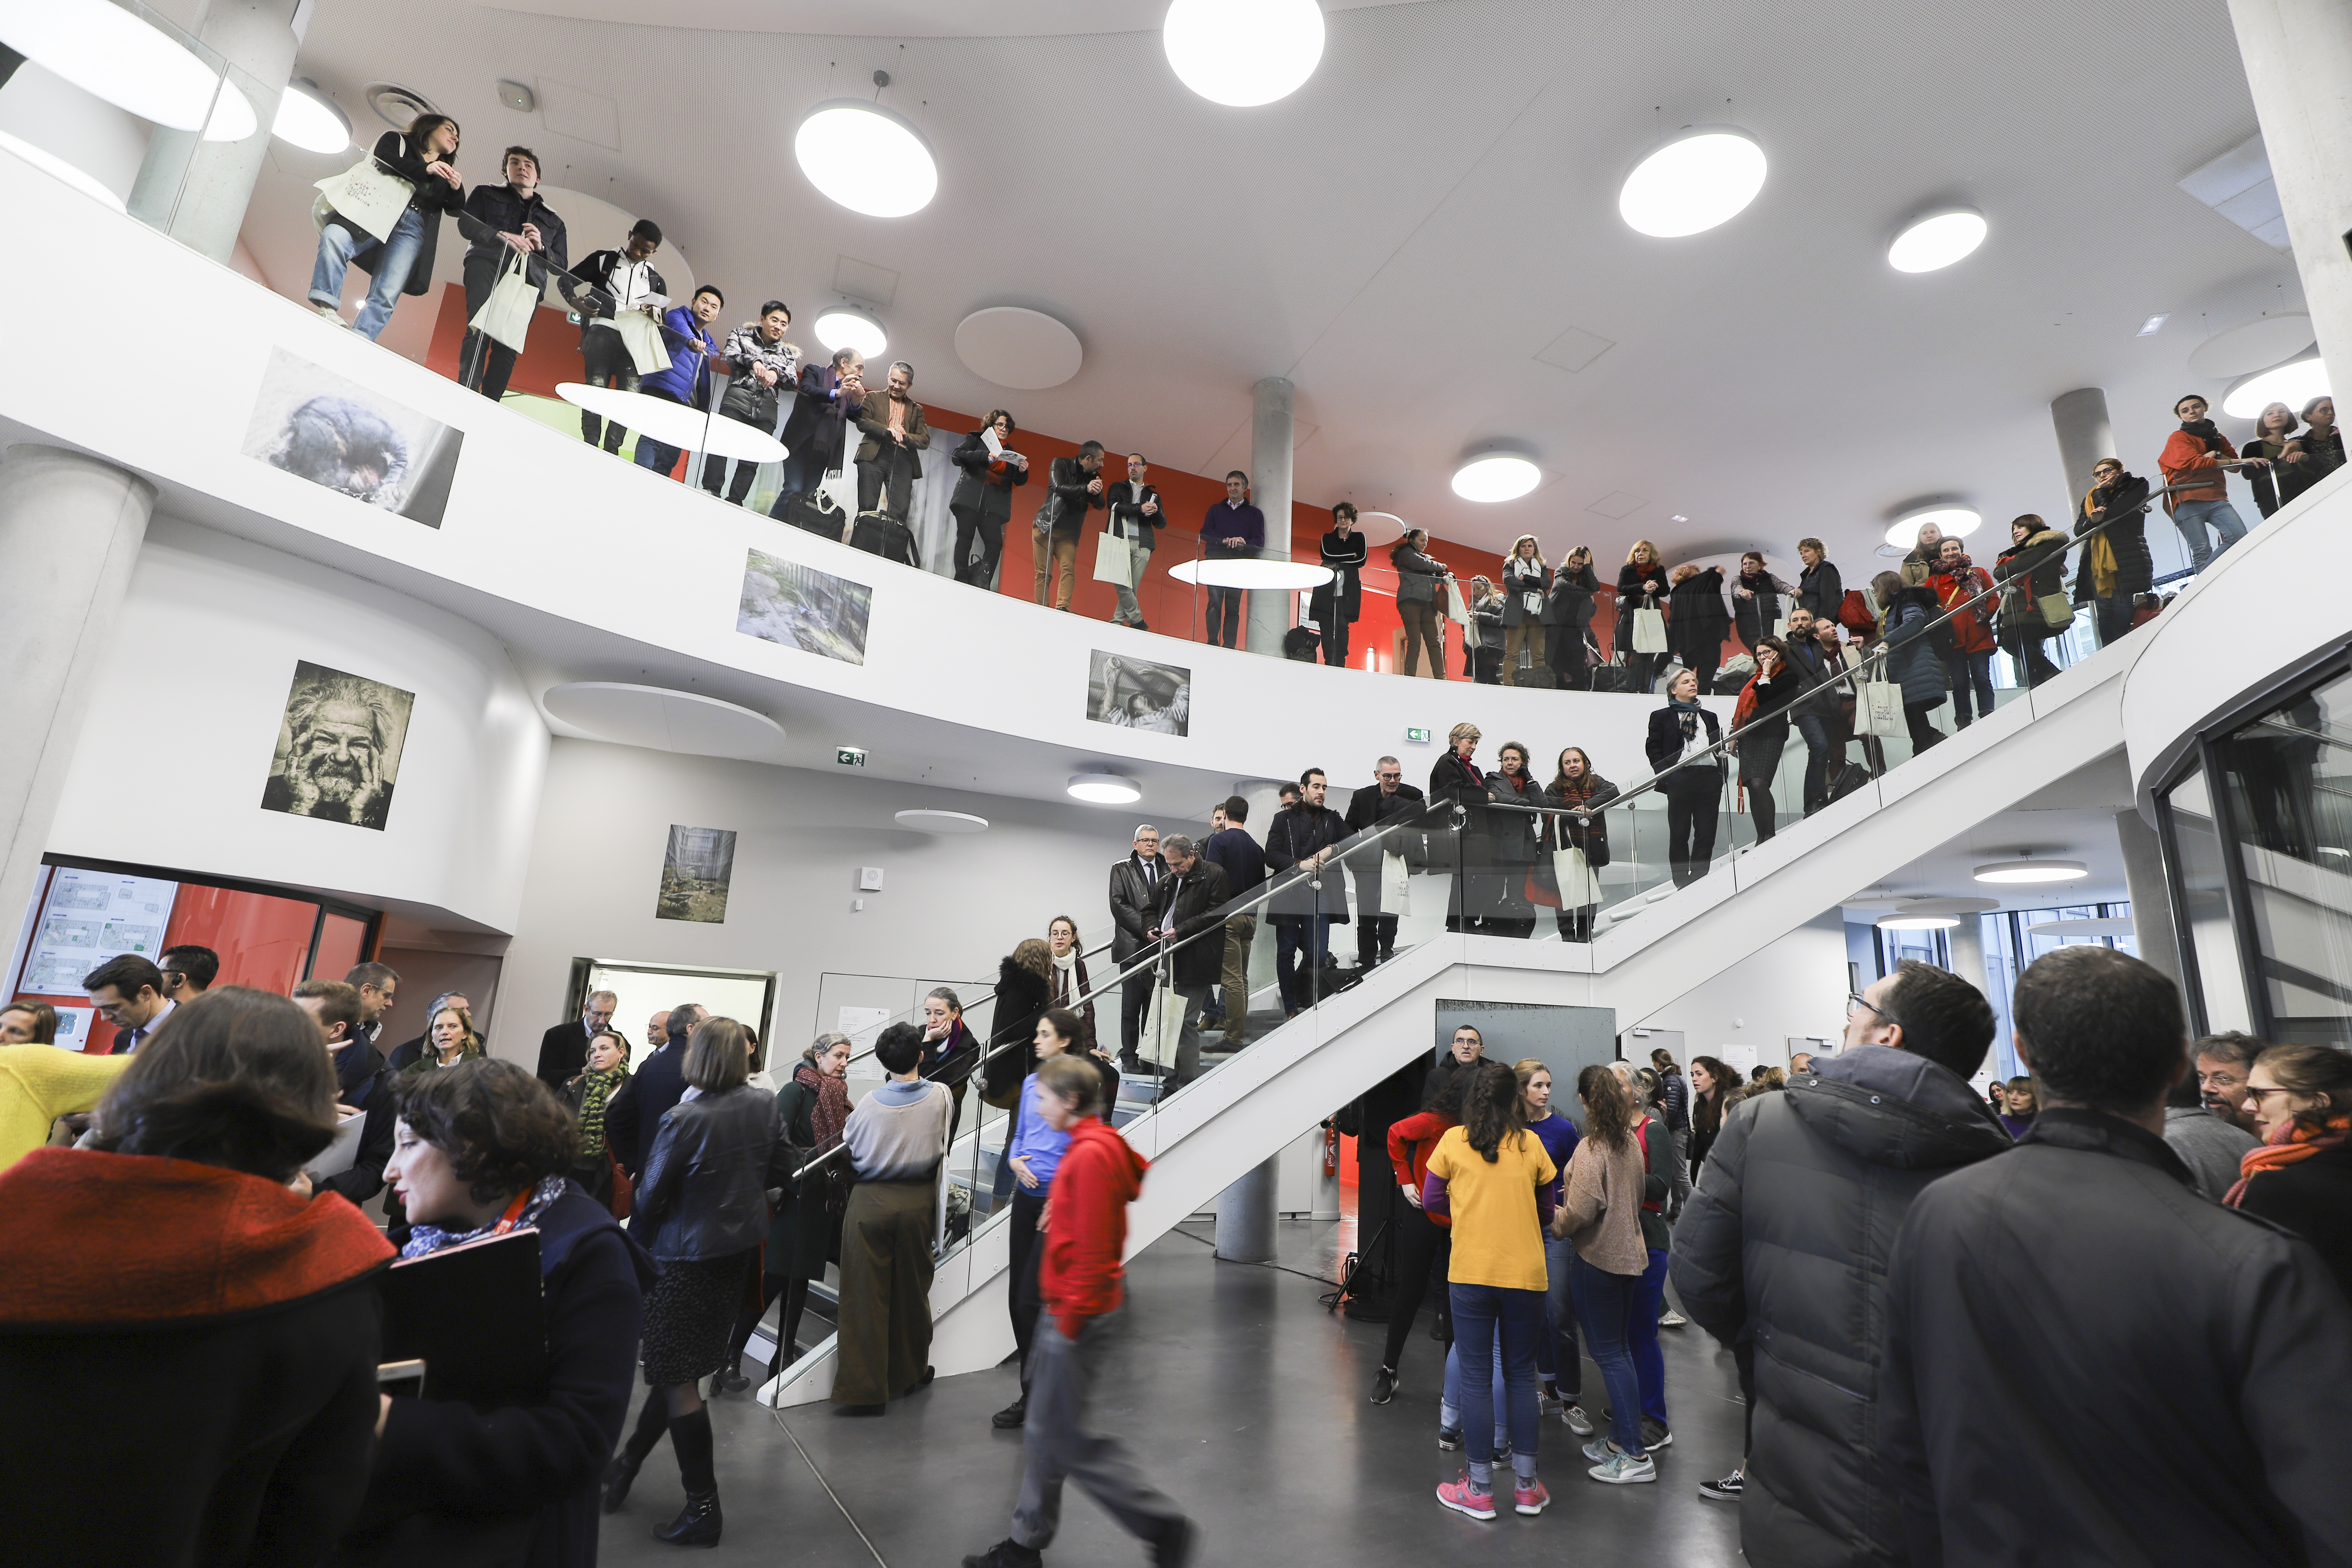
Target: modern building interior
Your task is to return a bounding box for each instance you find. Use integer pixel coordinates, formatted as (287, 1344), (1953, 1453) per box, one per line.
(2, 0), (2347, 1562)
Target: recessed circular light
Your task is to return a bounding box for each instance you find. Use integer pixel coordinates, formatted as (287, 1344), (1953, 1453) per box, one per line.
(0, 0), (223, 130)
(895, 809), (989, 834)
(2221, 356), (2329, 420)
(272, 80), (351, 154)
(1451, 455), (1541, 503)
(1619, 130), (1767, 238)
(1972, 859), (2089, 885)
(1162, 0), (1325, 107)
(1166, 560), (1334, 590)
(1888, 210), (1987, 273)
(814, 305), (887, 360)
(1883, 505), (1981, 548)
(202, 80), (255, 142)
(0, 129), (127, 212)
(1876, 914), (1960, 931)
(794, 100), (937, 217)
(1068, 772), (1142, 805)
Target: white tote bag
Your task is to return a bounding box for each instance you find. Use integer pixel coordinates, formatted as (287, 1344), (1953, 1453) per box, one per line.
(610, 309), (672, 376)
(1553, 846), (1600, 909)
(1632, 606), (1669, 654)
(1381, 850), (1411, 914)
(1863, 678), (1907, 738)
(312, 153), (415, 244)
(466, 248), (540, 353)
(1142, 971), (1188, 1071)
(1091, 529), (1138, 588)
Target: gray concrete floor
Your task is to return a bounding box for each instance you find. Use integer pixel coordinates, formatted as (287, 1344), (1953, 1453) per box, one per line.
(601, 1213), (1746, 1566)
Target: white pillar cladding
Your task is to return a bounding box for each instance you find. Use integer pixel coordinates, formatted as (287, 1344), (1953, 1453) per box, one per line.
(127, 0), (306, 262)
(2115, 808), (2184, 986)
(1245, 377), (1295, 656)
(0, 446), (158, 954)
(2227, 0), (2352, 377)
(2049, 387), (2112, 519)
(1946, 913), (1990, 998)
(1213, 1154), (1279, 1262)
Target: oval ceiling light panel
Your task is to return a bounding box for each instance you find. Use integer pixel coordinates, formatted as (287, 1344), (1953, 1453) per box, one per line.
(1883, 504), (1981, 548)
(955, 306), (1084, 389)
(1973, 858), (2089, 885)
(1166, 559), (1334, 590)
(2186, 312), (2314, 378)
(2222, 356), (2329, 420)
(1068, 772), (1142, 804)
(794, 100), (938, 217)
(1451, 455), (1542, 503)
(1619, 130), (1767, 238)
(1888, 210), (1986, 273)
(815, 305), (888, 360)
(0, 0), (223, 130)
(272, 81), (351, 154)
(1163, 0), (1325, 107)
(1876, 913), (1960, 931)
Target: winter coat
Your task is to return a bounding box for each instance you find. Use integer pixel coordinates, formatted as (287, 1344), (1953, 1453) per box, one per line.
(1264, 802), (1352, 919)
(632, 1082), (779, 1262)
(2071, 471), (2154, 599)
(1484, 770), (1545, 866)
(764, 1070), (840, 1280)
(1667, 567), (1731, 674)
(1928, 563), (1997, 654)
(1392, 542), (1450, 606)
(948, 429), (1030, 524)
(1151, 861), (1233, 989)
(1499, 557), (1551, 627)
(981, 959), (1055, 1103)
(1993, 527), (2070, 632)
(1544, 564), (1602, 638)
(1542, 774), (1617, 862)
(1796, 557), (1843, 622)
(1038, 456), (1108, 538)
(2236, 1139), (2352, 1304)
(1731, 567), (1785, 649)
(2279, 424), (2346, 505)
(1312, 528), (1367, 625)
(1616, 560), (1668, 654)
(1878, 587), (1947, 707)
(1427, 750), (1489, 860)
(1670, 1046), (2011, 1568)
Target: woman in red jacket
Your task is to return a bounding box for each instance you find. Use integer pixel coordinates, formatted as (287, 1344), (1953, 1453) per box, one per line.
(1370, 1066), (1473, 1405)
(1928, 536), (1998, 729)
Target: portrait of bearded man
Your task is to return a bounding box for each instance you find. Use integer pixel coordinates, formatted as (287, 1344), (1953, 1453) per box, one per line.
(260, 663), (413, 830)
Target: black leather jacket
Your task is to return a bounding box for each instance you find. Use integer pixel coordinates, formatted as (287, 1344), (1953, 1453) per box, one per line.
(632, 1084), (779, 1262)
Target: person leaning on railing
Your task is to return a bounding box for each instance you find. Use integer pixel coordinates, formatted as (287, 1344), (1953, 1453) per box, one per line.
(1542, 747), (1617, 942)
(632, 285), (728, 479)
(2071, 457), (2154, 648)
(1482, 743), (1545, 937)
(1727, 637), (1805, 845)
(1926, 537), (1998, 730)
(1992, 513), (2071, 689)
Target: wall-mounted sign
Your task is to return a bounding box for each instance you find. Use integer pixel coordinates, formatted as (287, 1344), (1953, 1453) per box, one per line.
(836, 747), (867, 767)
(1405, 727), (1432, 744)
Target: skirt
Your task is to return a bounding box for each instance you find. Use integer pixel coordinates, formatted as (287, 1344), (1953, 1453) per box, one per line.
(640, 1248), (757, 1386)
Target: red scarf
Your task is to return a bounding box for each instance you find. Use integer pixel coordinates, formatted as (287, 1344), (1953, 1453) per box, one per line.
(797, 1062), (851, 1152)
(2225, 1110), (2350, 1208)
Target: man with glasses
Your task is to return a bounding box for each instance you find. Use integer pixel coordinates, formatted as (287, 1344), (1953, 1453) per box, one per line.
(1671, 961), (2005, 1535)
(536, 988), (619, 1091)
(1344, 757), (1426, 971)
(157, 945), (217, 1006)
(1108, 826), (1167, 1074)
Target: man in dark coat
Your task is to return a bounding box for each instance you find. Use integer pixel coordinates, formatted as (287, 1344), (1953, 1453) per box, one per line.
(607, 1003), (703, 1185)
(1667, 564), (1731, 679)
(453, 145), (568, 400)
(1671, 960), (2007, 1562)
(1343, 759), (1426, 969)
(1880, 946), (2352, 1567)
(1145, 837), (1229, 1089)
(535, 990), (617, 1091)
(2070, 457), (2154, 648)
(1263, 770), (1352, 1016)
(771, 348), (867, 516)
(1107, 827), (1166, 1074)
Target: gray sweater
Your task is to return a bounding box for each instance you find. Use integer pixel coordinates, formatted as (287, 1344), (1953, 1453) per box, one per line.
(2162, 1105), (2259, 1201)
(844, 1077), (951, 1182)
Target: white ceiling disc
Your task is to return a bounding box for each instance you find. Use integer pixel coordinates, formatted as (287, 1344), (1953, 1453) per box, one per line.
(895, 809), (989, 833)
(1893, 896), (2002, 916)
(2187, 313), (2316, 379)
(1353, 510), (1407, 542)
(543, 682), (789, 761)
(954, 306), (1084, 389)
(555, 384), (786, 462)
(2024, 916), (2134, 936)
(1166, 559), (1333, 590)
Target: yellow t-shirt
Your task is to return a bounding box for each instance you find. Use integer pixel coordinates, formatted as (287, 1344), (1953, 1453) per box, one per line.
(0, 1045), (130, 1173)
(1426, 1124), (1556, 1292)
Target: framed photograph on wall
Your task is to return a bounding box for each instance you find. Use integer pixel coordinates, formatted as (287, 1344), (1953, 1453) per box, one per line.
(1087, 651), (1190, 736)
(241, 348), (464, 525)
(738, 549), (872, 666)
(656, 825), (738, 924)
(259, 661), (415, 831)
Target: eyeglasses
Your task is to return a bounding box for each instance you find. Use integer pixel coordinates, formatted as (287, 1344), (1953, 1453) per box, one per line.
(2244, 1086), (2296, 1104)
(1845, 992), (1901, 1030)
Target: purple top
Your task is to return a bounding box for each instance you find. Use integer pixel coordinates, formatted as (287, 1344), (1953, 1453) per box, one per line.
(1422, 1167), (1559, 1229)
(1201, 499), (1265, 559)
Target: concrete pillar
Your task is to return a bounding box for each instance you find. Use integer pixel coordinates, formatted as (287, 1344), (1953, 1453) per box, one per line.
(127, 0), (306, 262)
(2049, 387), (2111, 517)
(2226, 0), (2352, 378)
(0, 447), (158, 953)
(1245, 377), (1295, 657)
(2115, 808), (2184, 986)
(1214, 1152), (1279, 1262)
(1946, 914), (1989, 996)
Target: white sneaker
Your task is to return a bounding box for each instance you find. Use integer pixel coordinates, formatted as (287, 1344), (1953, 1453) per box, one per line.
(1660, 1308), (1689, 1328)
(314, 303), (344, 323)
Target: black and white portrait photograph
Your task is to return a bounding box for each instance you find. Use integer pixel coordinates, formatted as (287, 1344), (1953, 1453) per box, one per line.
(1087, 651), (1191, 736)
(241, 347), (464, 525)
(656, 825), (738, 924)
(259, 662), (415, 831)
(738, 548), (873, 666)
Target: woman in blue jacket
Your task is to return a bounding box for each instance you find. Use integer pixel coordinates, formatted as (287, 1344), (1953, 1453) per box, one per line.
(1870, 571), (1948, 753)
(1645, 667), (1726, 887)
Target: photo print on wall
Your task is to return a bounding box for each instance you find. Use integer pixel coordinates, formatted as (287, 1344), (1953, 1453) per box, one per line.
(738, 548), (872, 665)
(241, 347), (464, 525)
(259, 661), (415, 831)
(1087, 651), (1190, 736)
(657, 825), (738, 924)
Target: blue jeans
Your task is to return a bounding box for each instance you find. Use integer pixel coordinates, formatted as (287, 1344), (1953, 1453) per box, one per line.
(1570, 1254), (1646, 1456)
(1629, 1247), (1669, 1426)
(1542, 1232), (1582, 1401)
(309, 208), (425, 340)
(1448, 1282), (1543, 1478)
(1441, 1337), (1508, 1452)
(2172, 497), (2247, 573)
(1940, 649), (1996, 727)
(1271, 915), (1334, 1012)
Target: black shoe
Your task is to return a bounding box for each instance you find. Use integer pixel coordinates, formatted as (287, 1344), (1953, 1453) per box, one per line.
(919, 1365), (936, 1388)
(992, 1396), (1027, 1429)
(1699, 1469), (1744, 1502)
(834, 1403), (885, 1417)
(601, 1448), (644, 1513)
(1151, 1517), (1199, 1568)
(1369, 1366), (1398, 1405)
(962, 1540), (1044, 1568)
(718, 1354), (749, 1394)
(654, 1489), (722, 1547)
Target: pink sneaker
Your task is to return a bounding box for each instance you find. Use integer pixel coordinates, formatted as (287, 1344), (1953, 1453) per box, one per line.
(1435, 1473), (1498, 1521)
(1513, 1479), (1551, 1516)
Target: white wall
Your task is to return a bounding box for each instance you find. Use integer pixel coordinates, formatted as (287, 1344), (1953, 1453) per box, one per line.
(1616, 911), (1850, 1070)
(44, 518), (549, 933)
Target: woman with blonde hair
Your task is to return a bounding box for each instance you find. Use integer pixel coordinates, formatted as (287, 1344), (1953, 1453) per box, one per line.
(1430, 723), (1488, 933)
(1500, 535), (1552, 687)
(1617, 540), (1670, 693)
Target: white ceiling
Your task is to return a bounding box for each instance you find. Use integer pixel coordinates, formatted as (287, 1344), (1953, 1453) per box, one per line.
(222, 0), (2302, 565)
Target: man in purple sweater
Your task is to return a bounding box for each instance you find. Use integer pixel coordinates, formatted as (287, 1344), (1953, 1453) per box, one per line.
(1200, 471), (1264, 648)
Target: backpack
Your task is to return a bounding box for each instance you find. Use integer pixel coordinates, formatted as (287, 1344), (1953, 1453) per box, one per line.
(1837, 588), (1877, 635)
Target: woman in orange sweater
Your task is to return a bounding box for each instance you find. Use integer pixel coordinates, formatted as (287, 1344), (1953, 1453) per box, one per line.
(1370, 1069), (1472, 1406)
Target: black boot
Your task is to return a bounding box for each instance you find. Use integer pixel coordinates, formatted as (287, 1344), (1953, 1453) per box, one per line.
(654, 1490), (722, 1547)
(991, 1395), (1026, 1429)
(601, 1449), (644, 1513)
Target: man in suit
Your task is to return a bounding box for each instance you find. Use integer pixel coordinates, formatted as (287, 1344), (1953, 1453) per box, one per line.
(1103, 453), (1165, 629)
(1107, 826), (1166, 1075)
(608, 1002), (704, 1185)
(345, 961), (400, 1055)
(1265, 769), (1353, 1016)
(1147, 837), (1230, 1091)
(1198, 796), (1266, 1045)
(84, 955), (171, 1054)
(1344, 757), (1427, 970)
(536, 989), (618, 1091)
(771, 347), (867, 518)
(291, 980), (395, 1205)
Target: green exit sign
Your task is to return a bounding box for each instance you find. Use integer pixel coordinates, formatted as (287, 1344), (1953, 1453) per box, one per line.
(836, 747), (867, 767)
(1405, 727), (1432, 744)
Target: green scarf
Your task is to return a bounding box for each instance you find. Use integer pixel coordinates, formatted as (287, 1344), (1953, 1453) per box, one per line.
(576, 1067), (623, 1158)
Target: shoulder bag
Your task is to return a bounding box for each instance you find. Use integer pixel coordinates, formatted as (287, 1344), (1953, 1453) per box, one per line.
(466, 247), (539, 353)
(313, 149), (415, 243)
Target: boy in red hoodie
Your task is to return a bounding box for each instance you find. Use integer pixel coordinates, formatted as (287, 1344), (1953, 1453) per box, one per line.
(965, 1055), (1195, 1568)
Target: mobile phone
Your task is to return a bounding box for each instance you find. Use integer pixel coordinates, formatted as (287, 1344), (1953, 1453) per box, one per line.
(378, 1359), (426, 1398)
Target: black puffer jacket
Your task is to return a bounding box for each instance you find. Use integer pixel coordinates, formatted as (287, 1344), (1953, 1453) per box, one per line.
(1670, 1047), (2010, 1568)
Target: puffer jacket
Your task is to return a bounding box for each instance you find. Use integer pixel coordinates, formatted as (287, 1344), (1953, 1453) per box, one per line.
(1878, 587), (1947, 707)
(631, 1083), (780, 1262)
(1670, 1046), (2010, 1568)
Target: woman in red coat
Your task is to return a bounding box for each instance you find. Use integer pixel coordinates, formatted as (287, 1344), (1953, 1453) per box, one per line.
(1928, 536), (1998, 729)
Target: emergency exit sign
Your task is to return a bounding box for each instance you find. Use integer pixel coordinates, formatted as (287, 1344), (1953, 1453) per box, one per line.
(837, 747), (867, 767)
(1405, 727), (1432, 744)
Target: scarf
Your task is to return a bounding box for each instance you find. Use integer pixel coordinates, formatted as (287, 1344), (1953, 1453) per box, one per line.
(400, 1173), (567, 1260)
(1671, 696), (1703, 742)
(798, 1061), (851, 1153)
(575, 1066), (623, 1158)
(2225, 1110), (2350, 1208)
(2179, 417), (2223, 444)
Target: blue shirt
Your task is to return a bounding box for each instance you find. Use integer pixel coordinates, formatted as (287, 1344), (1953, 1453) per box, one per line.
(1201, 825), (1267, 897)
(1528, 1111), (1580, 1207)
(1006, 1073), (1073, 1192)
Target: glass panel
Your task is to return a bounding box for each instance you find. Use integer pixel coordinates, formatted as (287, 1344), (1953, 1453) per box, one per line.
(311, 911), (370, 981)
(161, 884), (323, 997)
(2162, 765), (2255, 1036)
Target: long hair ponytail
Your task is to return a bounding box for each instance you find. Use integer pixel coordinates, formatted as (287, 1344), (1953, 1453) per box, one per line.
(1461, 1061), (1526, 1164)
(1577, 1064), (1634, 1153)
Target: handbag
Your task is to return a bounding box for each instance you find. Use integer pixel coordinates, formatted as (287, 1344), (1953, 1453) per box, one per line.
(850, 510), (918, 567)
(1553, 845), (1601, 908)
(1092, 529), (1138, 587)
(312, 152), (415, 243)
(1142, 968), (1187, 1072)
(1863, 678), (1908, 738)
(611, 309), (672, 376)
(466, 247), (540, 354)
(1632, 606), (1668, 654)
(2035, 592), (2076, 630)
(1381, 849), (1410, 914)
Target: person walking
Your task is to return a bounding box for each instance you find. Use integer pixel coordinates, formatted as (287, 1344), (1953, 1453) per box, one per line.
(1392, 530), (1453, 678)
(721, 1033), (852, 1391)
(831, 1023), (952, 1415)
(1729, 636), (1805, 843)
(1313, 503), (1368, 666)
(1369, 1067), (1472, 1406)
(1650, 1049), (1692, 1218)
(1870, 571), (1948, 753)
(989, 1008), (1109, 1431)
(1545, 547), (1602, 689)
(2228, 1042), (2352, 1301)
(1499, 536), (1552, 687)
(1617, 541), (1671, 694)
(1992, 514), (2069, 688)
(949, 410), (1031, 588)
(1611, 1063), (1679, 1447)
(1684, 1055), (1734, 1182)
(1555, 1065), (1655, 1485)
(1647, 667), (1726, 886)
(1543, 747), (1616, 942)
(559, 1027), (630, 1211)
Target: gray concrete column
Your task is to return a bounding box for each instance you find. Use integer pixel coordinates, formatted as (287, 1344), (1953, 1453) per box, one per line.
(2115, 808), (2184, 987)
(2049, 387), (2112, 517)
(2226, 0), (2352, 378)
(1946, 914), (1989, 996)
(127, 0), (306, 262)
(1244, 377), (1295, 657)
(1214, 1152), (1279, 1262)
(0, 447), (158, 954)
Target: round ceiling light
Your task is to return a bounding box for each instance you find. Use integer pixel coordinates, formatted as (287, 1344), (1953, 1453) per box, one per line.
(272, 80), (351, 154)
(794, 100), (937, 217)
(1068, 772), (1142, 805)
(0, 0), (223, 130)
(896, 809), (989, 834)
(2222, 356), (2329, 420)
(1619, 130), (1767, 238)
(1876, 913), (1960, 931)
(2187, 313), (2315, 378)
(0, 129), (127, 212)
(1451, 455), (1541, 503)
(955, 306), (1084, 390)
(1888, 210), (1987, 273)
(814, 305), (887, 360)
(1883, 504), (1981, 548)
(1166, 559), (1334, 590)
(202, 80), (256, 142)
(1973, 858), (2089, 885)
(1162, 0), (1325, 107)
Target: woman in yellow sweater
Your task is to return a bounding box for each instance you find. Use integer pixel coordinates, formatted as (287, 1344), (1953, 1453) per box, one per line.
(0, 1008), (130, 1171)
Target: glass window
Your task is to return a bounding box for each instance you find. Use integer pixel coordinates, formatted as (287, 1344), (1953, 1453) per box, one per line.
(2162, 764), (2254, 1035)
